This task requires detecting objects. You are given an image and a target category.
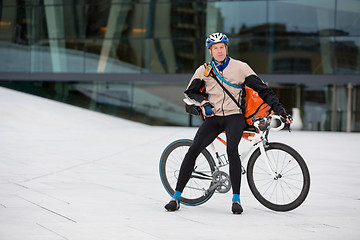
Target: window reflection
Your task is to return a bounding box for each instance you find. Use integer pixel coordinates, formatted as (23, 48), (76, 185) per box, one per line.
(84, 38), (142, 73)
(268, 0), (335, 36)
(334, 37), (360, 74)
(209, 0), (359, 74)
(337, 0), (360, 36)
(0, 0), (358, 74)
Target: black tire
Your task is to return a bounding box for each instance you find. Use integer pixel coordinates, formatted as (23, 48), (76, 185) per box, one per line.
(159, 139), (216, 206)
(247, 142), (310, 211)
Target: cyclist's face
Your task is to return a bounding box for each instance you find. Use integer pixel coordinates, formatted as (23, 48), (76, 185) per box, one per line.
(209, 43), (227, 62)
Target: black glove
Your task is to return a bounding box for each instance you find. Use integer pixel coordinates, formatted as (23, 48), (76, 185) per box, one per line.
(202, 102), (215, 117)
(280, 112), (293, 123)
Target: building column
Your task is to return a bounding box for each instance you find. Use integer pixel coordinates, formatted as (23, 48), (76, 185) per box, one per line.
(347, 83), (352, 132)
(296, 84), (301, 108)
(331, 84), (337, 131)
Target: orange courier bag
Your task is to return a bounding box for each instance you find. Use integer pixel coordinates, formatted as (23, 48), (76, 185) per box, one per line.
(244, 86), (271, 125)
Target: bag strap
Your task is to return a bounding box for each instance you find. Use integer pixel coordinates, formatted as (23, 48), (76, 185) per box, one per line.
(210, 61), (244, 89)
(205, 62), (242, 109)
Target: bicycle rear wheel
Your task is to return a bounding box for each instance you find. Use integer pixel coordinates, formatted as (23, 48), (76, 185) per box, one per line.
(247, 142), (310, 212)
(159, 139), (216, 206)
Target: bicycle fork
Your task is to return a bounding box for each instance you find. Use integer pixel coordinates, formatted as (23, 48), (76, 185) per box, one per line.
(258, 141), (279, 180)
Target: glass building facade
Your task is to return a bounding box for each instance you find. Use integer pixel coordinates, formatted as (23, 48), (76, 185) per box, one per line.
(0, 0), (359, 131)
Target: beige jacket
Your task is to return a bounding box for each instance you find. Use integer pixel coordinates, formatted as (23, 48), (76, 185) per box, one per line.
(185, 58), (256, 116)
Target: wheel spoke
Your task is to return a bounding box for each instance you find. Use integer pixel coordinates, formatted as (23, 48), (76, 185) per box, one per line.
(247, 142), (310, 211)
(160, 140), (215, 206)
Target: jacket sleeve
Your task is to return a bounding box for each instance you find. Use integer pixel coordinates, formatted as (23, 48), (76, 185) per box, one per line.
(184, 66), (208, 105)
(244, 74), (285, 115)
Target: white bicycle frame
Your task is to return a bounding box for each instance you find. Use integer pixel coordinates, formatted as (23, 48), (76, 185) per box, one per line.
(206, 115), (285, 180)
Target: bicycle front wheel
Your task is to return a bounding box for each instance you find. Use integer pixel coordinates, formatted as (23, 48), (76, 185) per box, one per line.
(159, 139), (216, 206)
(247, 142), (310, 212)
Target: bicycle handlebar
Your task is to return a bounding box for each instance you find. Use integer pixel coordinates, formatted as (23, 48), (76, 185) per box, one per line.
(253, 115), (285, 132)
(270, 115), (285, 131)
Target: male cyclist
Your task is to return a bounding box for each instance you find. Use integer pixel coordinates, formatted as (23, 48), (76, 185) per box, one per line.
(165, 32), (293, 214)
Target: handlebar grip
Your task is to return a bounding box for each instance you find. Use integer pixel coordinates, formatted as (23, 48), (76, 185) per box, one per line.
(270, 115), (285, 131)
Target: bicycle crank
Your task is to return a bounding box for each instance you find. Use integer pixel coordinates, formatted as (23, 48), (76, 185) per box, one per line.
(206, 171), (231, 194)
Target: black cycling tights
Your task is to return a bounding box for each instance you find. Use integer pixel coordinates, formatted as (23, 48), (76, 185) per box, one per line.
(175, 114), (246, 195)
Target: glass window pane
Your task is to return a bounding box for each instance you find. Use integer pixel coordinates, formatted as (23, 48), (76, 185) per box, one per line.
(0, 6), (31, 72)
(73, 81), (134, 118)
(0, 7), (16, 40)
(149, 1), (203, 38)
(85, 0), (111, 5)
(85, 3), (140, 39)
(206, 1), (267, 64)
(85, 4), (111, 39)
(209, 1), (267, 34)
(229, 36), (268, 73)
(334, 37), (360, 74)
(0, 6), (32, 43)
(63, 4), (86, 39)
(62, 0), (85, 4)
(29, 41), (52, 72)
(337, 0), (360, 36)
(133, 81), (188, 125)
(142, 38), (203, 73)
(84, 36), (203, 73)
(84, 38), (142, 73)
(268, 0), (336, 36)
(0, 40), (31, 72)
(30, 39), (85, 73)
(270, 36), (336, 74)
(303, 84), (329, 131)
(37, 4), (86, 40)
(25, 4), (86, 73)
(1, 0), (19, 7)
(172, 38), (203, 73)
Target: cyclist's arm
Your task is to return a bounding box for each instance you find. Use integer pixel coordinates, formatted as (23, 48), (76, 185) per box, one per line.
(243, 65), (285, 115)
(184, 67), (208, 105)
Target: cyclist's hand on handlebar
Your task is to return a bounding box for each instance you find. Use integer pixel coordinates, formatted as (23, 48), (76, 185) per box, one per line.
(201, 102), (215, 117)
(280, 112), (293, 124)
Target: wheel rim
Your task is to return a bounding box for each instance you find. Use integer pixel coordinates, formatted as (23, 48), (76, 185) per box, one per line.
(164, 144), (213, 202)
(252, 148), (305, 206)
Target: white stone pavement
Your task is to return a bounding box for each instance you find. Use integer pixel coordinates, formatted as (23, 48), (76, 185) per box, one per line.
(0, 87), (359, 240)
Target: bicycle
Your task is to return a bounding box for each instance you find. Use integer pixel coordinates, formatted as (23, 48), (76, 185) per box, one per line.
(159, 105), (310, 212)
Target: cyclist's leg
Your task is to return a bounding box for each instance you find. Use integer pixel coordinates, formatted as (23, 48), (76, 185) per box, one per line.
(175, 117), (223, 193)
(223, 114), (246, 195)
